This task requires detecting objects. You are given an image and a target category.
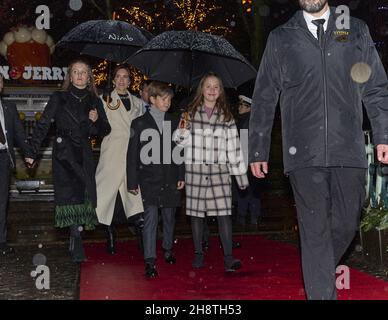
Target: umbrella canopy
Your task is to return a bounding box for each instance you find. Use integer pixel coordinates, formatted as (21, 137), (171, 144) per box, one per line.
(57, 20), (153, 63)
(126, 30), (257, 88)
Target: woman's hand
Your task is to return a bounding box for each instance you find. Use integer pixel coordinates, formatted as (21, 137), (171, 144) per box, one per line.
(89, 108), (98, 122)
(177, 181), (185, 190)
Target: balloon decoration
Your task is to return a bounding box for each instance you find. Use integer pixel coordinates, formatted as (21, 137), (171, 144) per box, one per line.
(0, 26), (55, 83)
(34, 112), (42, 121)
(18, 111), (25, 121)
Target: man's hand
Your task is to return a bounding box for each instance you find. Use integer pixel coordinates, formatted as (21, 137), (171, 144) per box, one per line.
(377, 144), (388, 164)
(250, 162), (268, 178)
(89, 109), (98, 122)
(129, 189), (139, 195)
(177, 181), (185, 190)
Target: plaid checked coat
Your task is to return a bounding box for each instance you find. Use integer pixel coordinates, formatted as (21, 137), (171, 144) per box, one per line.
(176, 106), (249, 217)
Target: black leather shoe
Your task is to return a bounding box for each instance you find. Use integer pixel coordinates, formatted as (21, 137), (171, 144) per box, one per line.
(224, 256), (241, 272)
(0, 244), (15, 255)
(105, 226), (116, 254)
(145, 263), (158, 278)
(164, 251), (176, 264)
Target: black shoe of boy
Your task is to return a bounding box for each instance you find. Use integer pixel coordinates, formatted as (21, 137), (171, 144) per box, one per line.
(145, 263), (158, 278)
(164, 250), (176, 264)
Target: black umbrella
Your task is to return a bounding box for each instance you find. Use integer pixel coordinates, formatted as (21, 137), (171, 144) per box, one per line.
(126, 30), (257, 88)
(57, 20), (153, 63)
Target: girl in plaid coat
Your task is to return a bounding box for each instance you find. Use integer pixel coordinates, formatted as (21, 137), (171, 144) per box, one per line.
(176, 73), (249, 272)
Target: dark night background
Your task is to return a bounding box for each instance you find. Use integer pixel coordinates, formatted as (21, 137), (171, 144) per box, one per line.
(0, 0), (387, 70)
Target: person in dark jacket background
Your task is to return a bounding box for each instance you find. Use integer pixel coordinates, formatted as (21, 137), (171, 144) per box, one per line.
(0, 75), (34, 255)
(234, 95), (262, 227)
(249, 0), (388, 299)
(127, 81), (185, 278)
(26, 59), (111, 263)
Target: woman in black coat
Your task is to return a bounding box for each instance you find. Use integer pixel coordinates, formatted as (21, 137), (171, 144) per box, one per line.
(26, 59), (111, 262)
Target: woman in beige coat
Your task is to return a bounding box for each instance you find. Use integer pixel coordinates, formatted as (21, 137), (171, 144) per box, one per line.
(95, 65), (144, 254)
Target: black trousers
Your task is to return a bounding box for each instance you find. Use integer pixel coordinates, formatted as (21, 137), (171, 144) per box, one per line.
(0, 152), (11, 244)
(289, 167), (366, 300)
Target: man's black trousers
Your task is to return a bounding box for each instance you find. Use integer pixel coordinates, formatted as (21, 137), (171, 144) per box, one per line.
(289, 167), (366, 300)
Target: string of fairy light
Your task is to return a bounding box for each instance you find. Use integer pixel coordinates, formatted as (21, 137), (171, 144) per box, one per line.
(92, 0), (233, 89)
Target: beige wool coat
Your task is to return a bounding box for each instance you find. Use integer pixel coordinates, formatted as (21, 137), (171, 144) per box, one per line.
(176, 107), (249, 217)
(95, 89), (144, 225)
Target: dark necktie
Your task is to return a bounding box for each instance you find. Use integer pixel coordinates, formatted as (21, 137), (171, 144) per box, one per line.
(312, 19), (326, 47)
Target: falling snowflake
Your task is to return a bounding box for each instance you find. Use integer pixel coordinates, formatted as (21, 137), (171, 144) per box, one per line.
(351, 62), (372, 84)
(69, 0), (83, 11)
(289, 147), (297, 155)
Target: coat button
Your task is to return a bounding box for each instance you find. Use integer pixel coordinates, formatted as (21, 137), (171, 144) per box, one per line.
(254, 152), (259, 157)
(205, 177), (208, 180)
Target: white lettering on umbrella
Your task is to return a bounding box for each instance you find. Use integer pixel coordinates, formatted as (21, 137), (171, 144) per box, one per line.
(108, 34), (134, 42)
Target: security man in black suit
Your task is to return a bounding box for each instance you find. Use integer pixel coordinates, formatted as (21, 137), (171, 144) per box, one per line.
(0, 74), (33, 255)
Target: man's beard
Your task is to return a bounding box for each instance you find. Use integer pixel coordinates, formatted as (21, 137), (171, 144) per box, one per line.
(299, 0), (328, 13)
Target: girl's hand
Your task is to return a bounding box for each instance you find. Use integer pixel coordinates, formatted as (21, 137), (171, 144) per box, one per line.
(177, 181), (185, 190)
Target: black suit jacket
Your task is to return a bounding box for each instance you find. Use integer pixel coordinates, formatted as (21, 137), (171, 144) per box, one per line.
(1, 99), (33, 168)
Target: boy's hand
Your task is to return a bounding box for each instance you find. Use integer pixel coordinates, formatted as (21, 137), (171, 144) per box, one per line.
(177, 181), (185, 190)
(129, 189), (139, 195)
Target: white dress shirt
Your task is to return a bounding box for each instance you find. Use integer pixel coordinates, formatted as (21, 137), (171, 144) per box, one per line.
(0, 99), (8, 150)
(303, 8), (331, 39)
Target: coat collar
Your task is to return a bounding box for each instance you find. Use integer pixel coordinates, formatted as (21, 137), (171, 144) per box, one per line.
(281, 6), (338, 34)
(143, 109), (172, 134)
(198, 105), (220, 127)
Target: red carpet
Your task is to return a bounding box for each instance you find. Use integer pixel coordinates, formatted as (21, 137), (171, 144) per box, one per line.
(80, 235), (388, 300)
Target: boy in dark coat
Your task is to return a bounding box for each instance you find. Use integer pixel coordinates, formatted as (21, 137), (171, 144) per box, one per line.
(127, 81), (185, 278)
